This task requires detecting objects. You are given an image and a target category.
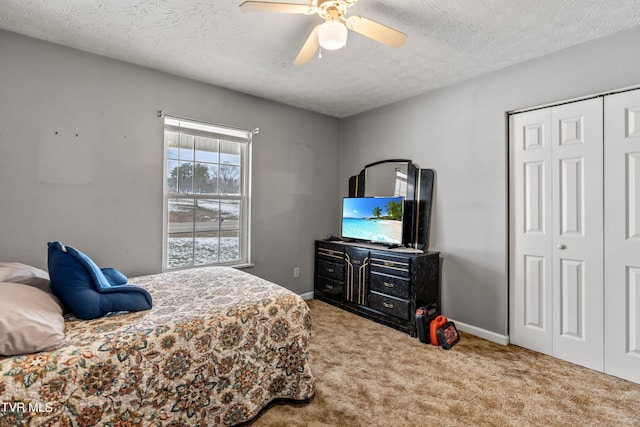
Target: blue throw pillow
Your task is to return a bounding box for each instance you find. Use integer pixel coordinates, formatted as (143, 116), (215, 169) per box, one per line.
(101, 268), (128, 286)
(47, 241), (152, 320)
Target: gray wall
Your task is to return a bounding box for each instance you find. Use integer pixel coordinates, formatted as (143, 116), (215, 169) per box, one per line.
(340, 25), (640, 336)
(0, 30), (341, 295)
(4, 25), (640, 336)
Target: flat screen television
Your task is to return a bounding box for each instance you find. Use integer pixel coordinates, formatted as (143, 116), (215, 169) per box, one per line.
(341, 196), (404, 245)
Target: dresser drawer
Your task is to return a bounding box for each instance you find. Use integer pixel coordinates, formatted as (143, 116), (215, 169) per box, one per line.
(369, 292), (410, 320)
(316, 277), (344, 299)
(316, 244), (344, 262)
(317, 259), (344, 281)
(370, 253), (410, 278)
(370, 273), (410, 299)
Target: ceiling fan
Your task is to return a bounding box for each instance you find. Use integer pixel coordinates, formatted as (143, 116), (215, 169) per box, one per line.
(239, 0), (408, 65)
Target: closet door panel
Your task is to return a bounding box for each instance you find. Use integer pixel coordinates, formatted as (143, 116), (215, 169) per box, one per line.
(627, 152), (640, 238)
(559, 258), (584, 338)
(551, 98), (604, 372)
(604, 90), (640, 384)
(558, 157), (583, 235)
(510, 109), (553, 355)
(628, 268), (640, 352)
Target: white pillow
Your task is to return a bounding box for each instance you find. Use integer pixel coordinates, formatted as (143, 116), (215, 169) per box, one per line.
(0, 282), (65, 356)
(0, 262), (50, 292)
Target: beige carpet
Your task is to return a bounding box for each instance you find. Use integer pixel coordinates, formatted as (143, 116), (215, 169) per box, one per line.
(247, 299), (640, 426)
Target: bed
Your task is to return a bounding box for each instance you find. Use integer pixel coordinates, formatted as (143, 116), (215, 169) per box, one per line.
(0, 266), (315, 426)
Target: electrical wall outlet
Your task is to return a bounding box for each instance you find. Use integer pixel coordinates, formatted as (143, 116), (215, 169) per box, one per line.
(293, 267), (300, 278)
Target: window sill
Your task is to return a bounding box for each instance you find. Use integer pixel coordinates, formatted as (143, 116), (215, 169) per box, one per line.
(164, 262), (254, 273)
(232, 263), (255, 269)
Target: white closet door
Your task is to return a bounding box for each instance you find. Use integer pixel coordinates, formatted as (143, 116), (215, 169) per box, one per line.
(510, 109), (553, 355)
(510, 98), (604, 371)
(551, 99), (604, 371)
(604, 90), (640, 383)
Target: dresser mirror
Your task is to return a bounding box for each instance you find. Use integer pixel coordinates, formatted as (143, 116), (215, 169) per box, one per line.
(350, 159), (434, 250)
(364, 160), (410, 197)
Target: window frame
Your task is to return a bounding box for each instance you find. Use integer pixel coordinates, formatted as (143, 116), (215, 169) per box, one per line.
(162, 116), (253, 271)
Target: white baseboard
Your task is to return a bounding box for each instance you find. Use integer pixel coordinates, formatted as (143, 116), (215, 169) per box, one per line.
(300, 296), (510, 345)
(449, 318), (510, 345)
(299, 291), (314, 301)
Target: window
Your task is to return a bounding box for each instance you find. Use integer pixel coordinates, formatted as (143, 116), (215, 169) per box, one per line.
(163, 116), (252, 270)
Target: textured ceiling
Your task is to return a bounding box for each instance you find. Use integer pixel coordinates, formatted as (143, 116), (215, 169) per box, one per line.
(1, 0), (640, 118)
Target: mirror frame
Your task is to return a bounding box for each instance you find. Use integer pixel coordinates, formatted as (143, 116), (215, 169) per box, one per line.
(348, 159), (434, 250)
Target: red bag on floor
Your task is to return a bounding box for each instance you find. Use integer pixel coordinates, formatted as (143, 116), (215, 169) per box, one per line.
(436, 321), (460, 349)
(430, 315), (447, 345)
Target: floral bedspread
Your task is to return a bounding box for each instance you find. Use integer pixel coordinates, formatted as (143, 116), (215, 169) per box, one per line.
(0, 267), (315, 426)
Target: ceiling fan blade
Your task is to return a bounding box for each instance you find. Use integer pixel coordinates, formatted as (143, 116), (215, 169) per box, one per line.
(239, 1), (316, 14)
(294, 26), (320, 66)
(346, 15), (407, 48)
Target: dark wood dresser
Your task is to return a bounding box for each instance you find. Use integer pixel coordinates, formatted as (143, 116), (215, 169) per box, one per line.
(314, 240), (440, 337)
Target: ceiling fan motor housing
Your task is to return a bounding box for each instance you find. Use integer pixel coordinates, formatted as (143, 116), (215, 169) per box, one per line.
(317, 0), (355, 21)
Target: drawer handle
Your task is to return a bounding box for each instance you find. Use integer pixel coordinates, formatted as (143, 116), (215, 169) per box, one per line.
(326, 268), (334, 273)
(383, 302), (394, 309)
(384, 261), (393, 267)
(383, 282), (394, 288)
(326, 284), (334, 290)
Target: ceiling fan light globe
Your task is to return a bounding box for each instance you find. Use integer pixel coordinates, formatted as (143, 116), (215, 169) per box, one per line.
(318, 21), (348, 50)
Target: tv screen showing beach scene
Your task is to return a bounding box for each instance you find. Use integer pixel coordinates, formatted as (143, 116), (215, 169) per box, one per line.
(341, 196), (404, 244)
